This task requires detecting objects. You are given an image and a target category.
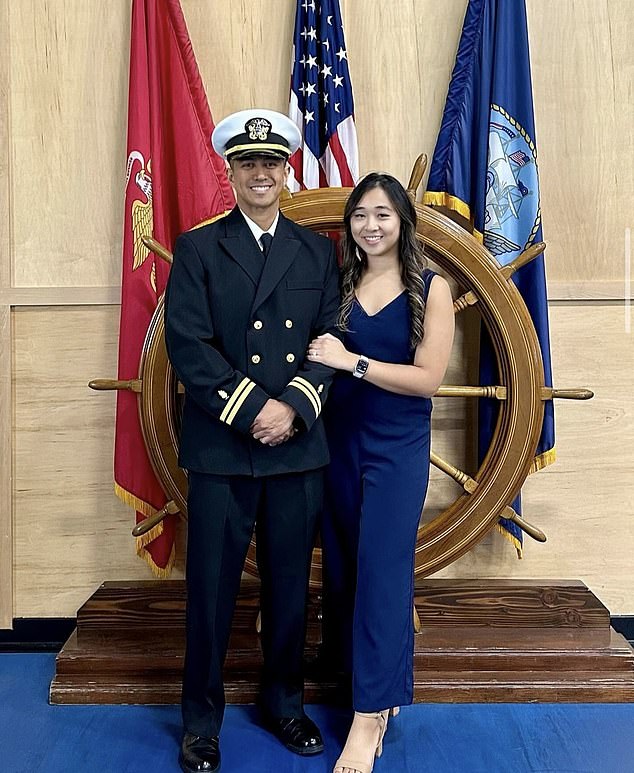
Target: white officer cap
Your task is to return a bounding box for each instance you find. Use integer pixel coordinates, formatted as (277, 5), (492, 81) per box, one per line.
(212, 108), (301, 161)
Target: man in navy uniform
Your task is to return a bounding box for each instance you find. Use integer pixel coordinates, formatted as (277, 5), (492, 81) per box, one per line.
(165, 108), (340, 773)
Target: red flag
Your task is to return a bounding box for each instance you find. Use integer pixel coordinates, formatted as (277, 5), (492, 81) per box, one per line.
(116, 0), (235, 575)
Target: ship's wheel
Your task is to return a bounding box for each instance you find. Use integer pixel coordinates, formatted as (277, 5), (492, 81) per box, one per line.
(91, 160), (591, 587)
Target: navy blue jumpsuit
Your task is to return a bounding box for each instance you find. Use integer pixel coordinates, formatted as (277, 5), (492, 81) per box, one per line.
(321, 270), (435, 712)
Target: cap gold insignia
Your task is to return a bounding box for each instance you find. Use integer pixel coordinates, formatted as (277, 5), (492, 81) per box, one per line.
(246, 117), (272, 141)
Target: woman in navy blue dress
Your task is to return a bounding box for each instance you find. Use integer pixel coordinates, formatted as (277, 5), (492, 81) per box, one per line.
(308, 173), (455, 773)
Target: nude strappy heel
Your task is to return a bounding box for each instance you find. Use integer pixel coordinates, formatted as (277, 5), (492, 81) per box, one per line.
(333, 711), (388, 773)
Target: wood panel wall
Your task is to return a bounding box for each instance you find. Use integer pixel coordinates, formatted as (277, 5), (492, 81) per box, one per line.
(1, 0), (632, 622)
(1, 0), (13, 628)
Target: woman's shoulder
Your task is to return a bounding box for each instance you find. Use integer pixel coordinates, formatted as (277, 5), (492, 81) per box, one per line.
(421, 267), (438, 299)
(424, 271), (453, 308)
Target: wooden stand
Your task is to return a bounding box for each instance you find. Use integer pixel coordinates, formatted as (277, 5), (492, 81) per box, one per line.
(50, 579), (634, 704)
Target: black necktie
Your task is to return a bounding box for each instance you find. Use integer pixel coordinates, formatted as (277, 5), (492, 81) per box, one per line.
(260, 232), (273, 257)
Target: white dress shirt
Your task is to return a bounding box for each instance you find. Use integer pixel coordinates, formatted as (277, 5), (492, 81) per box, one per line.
(239, 209), (279, 252)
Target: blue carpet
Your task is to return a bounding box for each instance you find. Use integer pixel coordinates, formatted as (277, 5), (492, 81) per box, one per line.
(1, 654), (633, 772)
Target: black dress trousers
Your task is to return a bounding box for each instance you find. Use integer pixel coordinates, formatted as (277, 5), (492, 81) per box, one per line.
(182, 468), (323, 737)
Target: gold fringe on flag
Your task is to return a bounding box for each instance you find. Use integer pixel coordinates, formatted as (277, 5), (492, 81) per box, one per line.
(134, 519), (164, 548)
(530, 446), (556, 473)
(115, 482), (175, 578)
(495, 521), (523, 558)
(422, 190), (473, 221)
(114, 482), (155, 517)
(136, 535), (176, 578)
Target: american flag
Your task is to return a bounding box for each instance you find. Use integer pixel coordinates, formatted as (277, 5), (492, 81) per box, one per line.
(509, 149), (530, 167)
(287, 0), (359, 190)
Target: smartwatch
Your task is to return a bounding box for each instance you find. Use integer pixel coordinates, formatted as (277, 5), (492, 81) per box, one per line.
(352, 355), (370, 379)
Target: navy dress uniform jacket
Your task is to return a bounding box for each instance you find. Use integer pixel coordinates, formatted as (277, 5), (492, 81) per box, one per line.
(164, 206), (340, 477)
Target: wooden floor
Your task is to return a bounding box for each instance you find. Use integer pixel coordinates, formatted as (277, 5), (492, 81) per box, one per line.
(50, 579), (634, 704)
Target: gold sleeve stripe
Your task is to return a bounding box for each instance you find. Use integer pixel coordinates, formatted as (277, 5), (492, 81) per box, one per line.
(226, 381), (257, 426)
(289, 379), (320, 420)
(292, 376), (322, 408)
(219, 377), (252, 423)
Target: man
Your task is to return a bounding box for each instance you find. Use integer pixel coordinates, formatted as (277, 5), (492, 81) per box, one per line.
(164, 108), (340, 773)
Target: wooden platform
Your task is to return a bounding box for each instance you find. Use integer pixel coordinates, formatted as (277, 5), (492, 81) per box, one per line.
(50, 579), (634, 704)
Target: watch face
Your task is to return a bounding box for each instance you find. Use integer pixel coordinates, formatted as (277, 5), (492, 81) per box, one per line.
(354, 357), (369, 377)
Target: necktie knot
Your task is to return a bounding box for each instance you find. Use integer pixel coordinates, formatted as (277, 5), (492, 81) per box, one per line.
(260, 232), (273, 256)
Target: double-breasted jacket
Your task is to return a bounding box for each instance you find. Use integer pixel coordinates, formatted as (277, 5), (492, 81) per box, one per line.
(164, 206), (340, 477)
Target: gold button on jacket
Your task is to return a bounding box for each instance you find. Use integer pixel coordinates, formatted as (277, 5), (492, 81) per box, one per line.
(253, 320), (263, 329)
(286, 353), (295, 363)
(251, 354), (261, 364)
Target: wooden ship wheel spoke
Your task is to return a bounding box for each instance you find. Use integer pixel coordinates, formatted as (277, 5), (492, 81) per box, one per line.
(89, 156), (593, 586)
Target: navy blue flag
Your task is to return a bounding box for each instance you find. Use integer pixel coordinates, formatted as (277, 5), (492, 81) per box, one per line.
(423, 0), (555, 552)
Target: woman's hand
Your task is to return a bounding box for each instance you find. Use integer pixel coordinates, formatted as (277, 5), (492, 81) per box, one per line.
(307, 333), (357, 371)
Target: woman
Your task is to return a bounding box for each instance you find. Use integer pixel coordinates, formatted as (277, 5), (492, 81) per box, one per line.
(307, 172), (455, 773)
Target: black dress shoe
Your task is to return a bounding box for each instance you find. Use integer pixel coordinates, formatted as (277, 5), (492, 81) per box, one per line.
(179, 732), (221, 773)
(262, 712), (324, 755)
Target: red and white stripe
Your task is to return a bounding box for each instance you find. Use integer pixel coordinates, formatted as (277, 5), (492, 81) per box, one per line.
(287, 92), (359, 192)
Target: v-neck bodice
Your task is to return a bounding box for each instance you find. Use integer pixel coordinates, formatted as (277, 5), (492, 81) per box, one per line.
(354, 290), (406, 320)
(348, 289), (411, 364)
(325, 270), (436, 434)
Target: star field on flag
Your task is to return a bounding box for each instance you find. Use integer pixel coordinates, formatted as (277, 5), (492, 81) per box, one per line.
(288, 0), (359, 190)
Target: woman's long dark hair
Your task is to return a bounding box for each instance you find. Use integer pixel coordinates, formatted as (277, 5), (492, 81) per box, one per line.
(337, 172), (428, 349)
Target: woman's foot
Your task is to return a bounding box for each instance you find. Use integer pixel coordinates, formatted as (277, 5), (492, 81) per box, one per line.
(334, 711), (388, 773)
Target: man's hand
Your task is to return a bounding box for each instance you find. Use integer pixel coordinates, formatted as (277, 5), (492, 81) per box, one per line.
(250, 400), (297, 446)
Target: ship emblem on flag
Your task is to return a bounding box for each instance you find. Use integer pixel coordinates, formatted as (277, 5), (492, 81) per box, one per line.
(484, 106), (540, 264)
(423, 0), (556, 552)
